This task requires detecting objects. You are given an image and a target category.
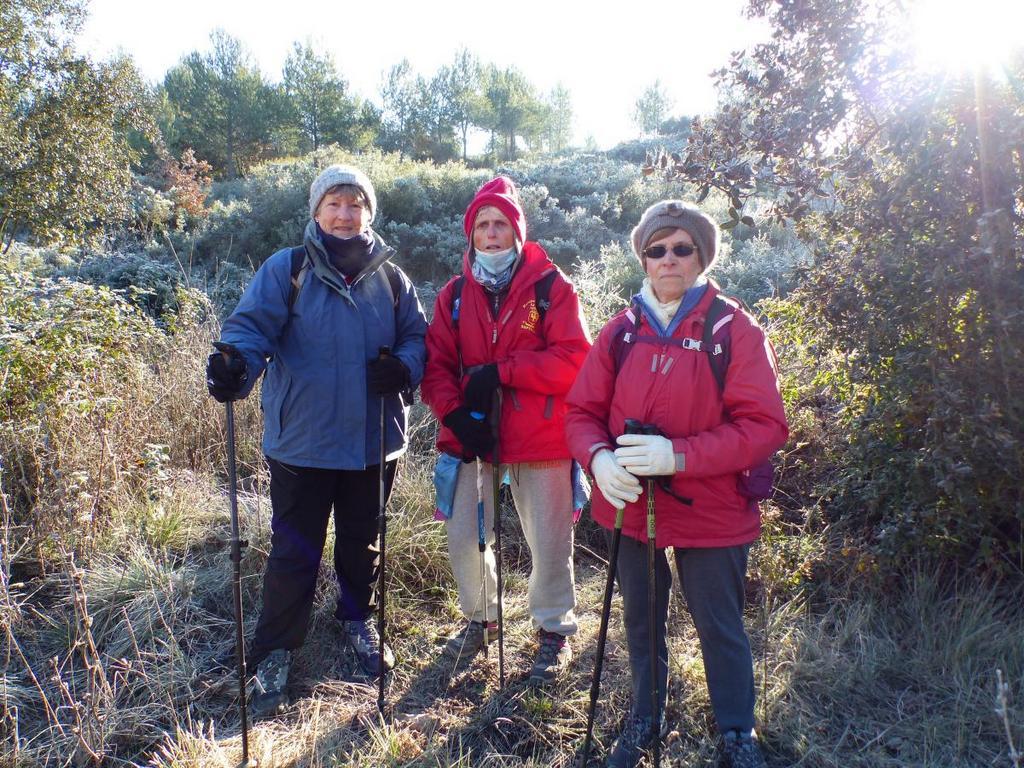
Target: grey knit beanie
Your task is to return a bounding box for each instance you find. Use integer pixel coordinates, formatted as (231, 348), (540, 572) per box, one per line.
(630, 200), (719, 273)
(309, 164), (377, 221)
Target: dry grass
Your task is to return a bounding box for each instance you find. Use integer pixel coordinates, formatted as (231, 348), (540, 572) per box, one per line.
(5, 468), (1023, 767)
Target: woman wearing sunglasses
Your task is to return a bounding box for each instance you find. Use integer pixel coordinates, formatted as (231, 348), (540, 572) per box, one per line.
(564, 200), (788, 767)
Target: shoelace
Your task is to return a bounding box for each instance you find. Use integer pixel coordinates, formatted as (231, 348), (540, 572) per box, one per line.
(350, 621), (381, 648)
(255, 651), (288, 692)
(536, 632), (564, 664)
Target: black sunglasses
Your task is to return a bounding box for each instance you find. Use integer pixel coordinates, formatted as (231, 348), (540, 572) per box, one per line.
(643, 243), (698, 259)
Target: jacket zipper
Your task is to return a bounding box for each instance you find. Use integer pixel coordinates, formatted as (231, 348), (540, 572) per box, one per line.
(491, 292), (500, 346)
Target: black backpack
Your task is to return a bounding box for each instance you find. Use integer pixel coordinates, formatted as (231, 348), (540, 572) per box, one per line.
(608, 293), (776, 501)
(448, 269), (559, 331)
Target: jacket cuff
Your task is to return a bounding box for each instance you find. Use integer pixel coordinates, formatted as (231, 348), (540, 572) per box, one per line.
(586, 441), (613, 473)
(671, 438), (687, 473)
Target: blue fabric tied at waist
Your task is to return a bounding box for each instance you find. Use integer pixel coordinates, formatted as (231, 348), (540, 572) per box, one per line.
(433, 454), (591, 523)
(433, 452), (462, 521)
(571, 460), (591, 523)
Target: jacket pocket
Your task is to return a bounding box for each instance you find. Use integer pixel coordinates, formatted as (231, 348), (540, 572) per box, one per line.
(275, 377), (294, 438)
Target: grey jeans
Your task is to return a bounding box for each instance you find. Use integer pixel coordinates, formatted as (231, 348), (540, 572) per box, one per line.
(614, 536), (755, 733)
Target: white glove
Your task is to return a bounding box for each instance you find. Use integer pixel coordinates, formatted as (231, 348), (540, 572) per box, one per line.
(591, 449), (642, 510)
(614, 433), (678, 476)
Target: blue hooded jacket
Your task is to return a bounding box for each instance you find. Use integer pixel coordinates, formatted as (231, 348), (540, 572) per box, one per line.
(219, 227), (428, 469)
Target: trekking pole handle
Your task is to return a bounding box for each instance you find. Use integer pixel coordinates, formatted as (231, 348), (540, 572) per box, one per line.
(623, 418), (660, 436)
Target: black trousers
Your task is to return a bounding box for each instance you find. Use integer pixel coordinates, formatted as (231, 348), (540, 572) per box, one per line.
(250, 458), (396, 665)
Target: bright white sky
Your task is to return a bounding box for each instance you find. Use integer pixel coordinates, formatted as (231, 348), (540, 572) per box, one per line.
(78, 0), (770, 149)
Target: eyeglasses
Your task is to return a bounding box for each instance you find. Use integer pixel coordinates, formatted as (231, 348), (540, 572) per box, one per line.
(643, 243), (697, 259)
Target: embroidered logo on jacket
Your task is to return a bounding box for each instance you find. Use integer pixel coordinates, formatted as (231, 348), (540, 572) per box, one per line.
(520, 299), (540, 333)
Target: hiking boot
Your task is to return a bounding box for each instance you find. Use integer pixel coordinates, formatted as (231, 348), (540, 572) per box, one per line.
(250, 648), (291, 719)
(607, 714), (653, 768)
(443, 619), (499, 660)
(721, 729), (767, 768)
(343, 618), (395, 677)
(529, 629), (571, 685)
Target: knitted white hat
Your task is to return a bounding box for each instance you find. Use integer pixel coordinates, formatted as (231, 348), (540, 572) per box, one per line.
(309, 164), (377, 221)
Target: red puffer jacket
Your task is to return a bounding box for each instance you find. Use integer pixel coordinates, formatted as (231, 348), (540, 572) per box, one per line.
(565, 283), (788, 548)
(422, 242), (592, 463)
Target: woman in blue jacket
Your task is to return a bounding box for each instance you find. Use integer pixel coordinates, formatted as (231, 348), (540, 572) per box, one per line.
(205, 164), (428, 717)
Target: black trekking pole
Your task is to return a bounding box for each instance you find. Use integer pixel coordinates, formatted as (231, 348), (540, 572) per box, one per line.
(641, 427), (662, 768)
(216, 348), (254, 767)
(580, 490), (626, 766)
(376, 346), (391, 716)
(491, 389), (506, 689)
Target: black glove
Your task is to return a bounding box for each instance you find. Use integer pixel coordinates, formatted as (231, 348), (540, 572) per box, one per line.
(443, 406), (495, 459)
(368, 353), (410, 395)
(206, 342), (248, 403)
(464, 363), (500, 415)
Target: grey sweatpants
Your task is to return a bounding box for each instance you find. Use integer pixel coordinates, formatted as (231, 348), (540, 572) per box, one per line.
(446, 458), (578, 636)
(615, 537), (755, 733)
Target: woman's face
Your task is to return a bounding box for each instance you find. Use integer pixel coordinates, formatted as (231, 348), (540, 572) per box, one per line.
(315, 191), (370, 237)
(472, 206), (515, 252)
(644, 228), (702, 303)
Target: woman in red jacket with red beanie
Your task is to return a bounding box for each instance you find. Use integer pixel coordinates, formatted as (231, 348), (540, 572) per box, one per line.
(565, 200), (788, 768)
(421, 176), (591, 684)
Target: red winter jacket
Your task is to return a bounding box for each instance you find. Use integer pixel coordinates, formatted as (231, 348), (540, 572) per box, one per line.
(422, 242), (591, 463)
(564, 282), (788, 548)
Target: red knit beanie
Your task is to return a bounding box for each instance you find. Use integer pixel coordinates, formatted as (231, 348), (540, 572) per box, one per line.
(463, 176), (527, 245)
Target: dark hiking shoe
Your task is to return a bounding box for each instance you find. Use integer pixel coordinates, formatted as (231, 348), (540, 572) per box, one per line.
(529, 629), (572, 685)
(607, 714), (653, 768)
(344, 618), (395, 676)
(250, 648), (291, 719)
(721, 729), (767, 768)
(443, 620), (499, 661)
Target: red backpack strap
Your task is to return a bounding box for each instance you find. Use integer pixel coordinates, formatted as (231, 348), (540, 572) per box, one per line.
(609, 299), (644, 373)
(702, 294), (740, 393)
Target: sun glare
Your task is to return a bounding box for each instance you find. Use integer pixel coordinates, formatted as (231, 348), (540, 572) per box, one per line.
(910, 0), (1024, 73)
